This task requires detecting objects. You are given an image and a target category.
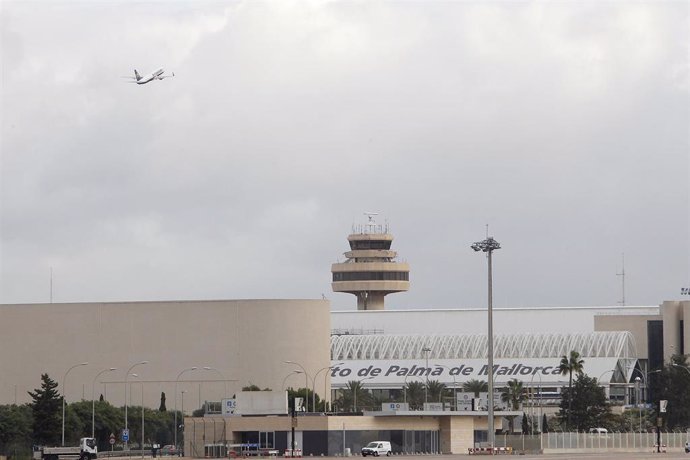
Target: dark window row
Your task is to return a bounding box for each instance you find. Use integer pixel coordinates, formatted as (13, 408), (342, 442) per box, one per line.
(333, 271), (409, 282)
(349, 240), (392, 250)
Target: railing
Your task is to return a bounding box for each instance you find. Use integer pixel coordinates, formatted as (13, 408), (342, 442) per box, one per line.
(494, 432), (690, 453)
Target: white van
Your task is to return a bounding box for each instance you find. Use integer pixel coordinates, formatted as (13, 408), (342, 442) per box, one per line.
(588, 427), (608, 434)
(361, 441), (391, 457)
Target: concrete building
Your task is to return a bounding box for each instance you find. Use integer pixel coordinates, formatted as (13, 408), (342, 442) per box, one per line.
(0, 299), (331, 409)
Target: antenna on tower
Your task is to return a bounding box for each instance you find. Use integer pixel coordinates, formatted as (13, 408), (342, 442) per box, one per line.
(364, 211), (379, 223)
(616, 253), (625, 306)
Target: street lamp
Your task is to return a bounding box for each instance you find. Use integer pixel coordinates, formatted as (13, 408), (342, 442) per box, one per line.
(180, 389), (187, 455)
(529, 371), (543, 434)
(92, 368), (117, 438)
(312, 363), (344, 413)
(671, 363), (690, 376)
(354, 377), (374, 412)
(174, 367), (198, 451)
(131, 374), (145, 457)
(434, 364), (457, 410)
(62, 362), (88, 446)
(284, 361), (311, 412)
(124, 361), (148, 450)
(421, 347), (431, 404)
(472, 235), (501, 449)
(203, 367), (228, 400)
(283, 370), (303, 391)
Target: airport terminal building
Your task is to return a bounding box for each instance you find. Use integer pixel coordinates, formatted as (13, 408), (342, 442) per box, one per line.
(2, 223), (689, 454)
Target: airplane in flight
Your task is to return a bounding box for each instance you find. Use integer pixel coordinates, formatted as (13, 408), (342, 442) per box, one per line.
(123, 68), (175, 85)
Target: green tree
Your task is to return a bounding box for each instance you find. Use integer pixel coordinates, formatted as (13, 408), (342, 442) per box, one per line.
(521, 412), (530, 434)
(558, 350), (584, 430)
(557, 373), (610, 431)
(425, 380), (446, 403)
(500, 379), (526, 410)
(339, 381), (372, 412)
(286, 388), (317, 412)
(403, 381), (425, 410)
(650, 355), (690, 429)
(0, 404), (33, 458)
(28, 373), (62, 445)
(462, 379), (487, 397)
(159, 392), (167, 412)
(500, 379), (527, 433)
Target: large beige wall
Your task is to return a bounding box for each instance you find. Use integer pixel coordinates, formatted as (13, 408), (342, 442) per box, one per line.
(594, 314), (659, 360)
(0, 299), (330, 410)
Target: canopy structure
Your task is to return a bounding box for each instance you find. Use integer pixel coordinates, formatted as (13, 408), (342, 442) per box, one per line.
(330, 331), (638, 389)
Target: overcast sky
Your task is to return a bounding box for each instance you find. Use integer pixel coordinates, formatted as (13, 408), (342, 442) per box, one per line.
(1, 1), (688, 310)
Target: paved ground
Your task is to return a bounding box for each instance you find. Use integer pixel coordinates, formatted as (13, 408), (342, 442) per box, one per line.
(110, 453), (690, 460)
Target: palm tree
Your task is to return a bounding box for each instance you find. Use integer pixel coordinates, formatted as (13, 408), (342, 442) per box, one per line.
(425, 380), (446, 403)
(342, 380), (372, 412)
(558, 350), (584, 430)
(462, 379), (488, 397)
(404, 381), (425, 410)
(500, 379), (527, 433)
(500, 379), (526, 410)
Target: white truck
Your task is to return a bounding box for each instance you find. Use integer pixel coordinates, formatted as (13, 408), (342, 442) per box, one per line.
(33, 438), (98, 460)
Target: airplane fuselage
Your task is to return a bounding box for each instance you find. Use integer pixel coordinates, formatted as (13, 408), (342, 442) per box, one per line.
(136, 68), (165, 85)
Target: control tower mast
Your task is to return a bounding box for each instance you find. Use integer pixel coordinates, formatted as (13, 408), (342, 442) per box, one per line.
(331, 213), (410, 310)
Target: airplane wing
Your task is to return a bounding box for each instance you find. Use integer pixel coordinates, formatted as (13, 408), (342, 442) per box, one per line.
(157, 72), (175, 79)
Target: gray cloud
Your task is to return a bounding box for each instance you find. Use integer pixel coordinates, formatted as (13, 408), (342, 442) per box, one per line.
(1, 1), (688, 309)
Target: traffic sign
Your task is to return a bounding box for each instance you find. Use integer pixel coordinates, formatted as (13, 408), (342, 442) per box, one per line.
(122, 428), (129, 442)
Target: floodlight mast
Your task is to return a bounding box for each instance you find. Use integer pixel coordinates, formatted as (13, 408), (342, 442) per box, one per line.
(471, 236), (501, 450)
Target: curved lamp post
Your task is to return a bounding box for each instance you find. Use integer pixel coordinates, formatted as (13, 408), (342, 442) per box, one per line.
(312, 363), (344, 413)
(92, 367), (117, 437)
(283, 370), (303, 393)
(203, 366), (228, 400)
(174, 367), (198, 450)
(124, 361), (148, 450)
(284, 361), (311, 412)
(130, 374), (146, 457)
(472, 235), (501, 449)
(422, 348), (431, 404)
(434, 364), (457, 410)
(62, 362), (88, 446)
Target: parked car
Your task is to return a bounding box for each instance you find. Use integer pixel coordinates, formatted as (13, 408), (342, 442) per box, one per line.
(160, 445), (178, 456)
(361, 441), (391, 457)
(588, 427), (608, 434)
(684, 441), (689, 453)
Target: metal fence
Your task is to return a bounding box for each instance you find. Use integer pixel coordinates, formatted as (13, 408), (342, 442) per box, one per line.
(493, 432), (690, 454)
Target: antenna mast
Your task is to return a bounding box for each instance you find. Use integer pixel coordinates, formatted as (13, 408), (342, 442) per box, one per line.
(616, 253), (625, 306)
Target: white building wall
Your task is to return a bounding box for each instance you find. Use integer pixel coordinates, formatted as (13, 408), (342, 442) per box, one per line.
(331, 306), (659, 335)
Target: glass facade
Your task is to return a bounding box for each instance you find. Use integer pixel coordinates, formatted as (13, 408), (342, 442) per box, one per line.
(332, 272), (409, 282)
(350, 240), (392, 250)
(243, 429), (440, 456)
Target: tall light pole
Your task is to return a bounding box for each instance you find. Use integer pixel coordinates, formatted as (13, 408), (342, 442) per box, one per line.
(92, 367), (117, 438)
(131, 374), (146, 457)
(472, 235), (501, 449)
(174, 367), (197, 450)
(284, 361), (311, 412)
(312, 363), (343, 413)
(434, 364), (457, 410)
(62, 362), (88, 446)
(124, 361), (148, 451)
(422, 347), (431, 404)
(180, 390), (186, 455)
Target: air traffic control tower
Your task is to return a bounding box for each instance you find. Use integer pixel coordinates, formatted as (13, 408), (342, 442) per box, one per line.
(331, 214), (410, 310)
